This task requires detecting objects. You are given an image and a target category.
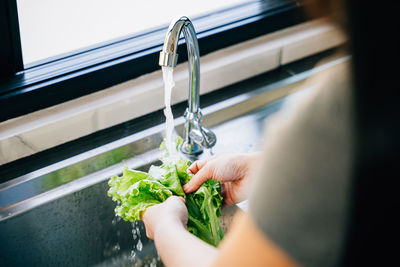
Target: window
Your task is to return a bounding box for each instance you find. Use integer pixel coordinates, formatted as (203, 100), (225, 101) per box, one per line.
(0, 0), (313, 122)
(17, 0), (249, 66)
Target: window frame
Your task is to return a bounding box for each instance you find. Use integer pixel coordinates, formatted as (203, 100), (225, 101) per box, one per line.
(0, 0), (316, 122)
(0, 0), (23, 77)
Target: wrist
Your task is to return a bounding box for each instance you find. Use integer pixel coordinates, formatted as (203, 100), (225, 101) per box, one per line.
(248, 151), (261, 161)
(154, 217), (186, 239)
(246, 152), (261, 170)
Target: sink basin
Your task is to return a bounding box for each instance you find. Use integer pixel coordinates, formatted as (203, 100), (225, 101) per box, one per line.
(0, 97), (285, 266)
(0, 55), (348, 266)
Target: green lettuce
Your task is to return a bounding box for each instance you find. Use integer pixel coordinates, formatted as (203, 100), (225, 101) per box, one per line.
(107, 137), (224, 246)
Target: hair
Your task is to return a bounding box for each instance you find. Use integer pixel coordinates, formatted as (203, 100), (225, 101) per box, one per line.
(309, 0), (399, 266)
(305, 1), (399, 265)
(304, 0), (347, 31)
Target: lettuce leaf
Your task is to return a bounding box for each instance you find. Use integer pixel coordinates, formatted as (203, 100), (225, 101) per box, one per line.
(107, 137), (224, 246)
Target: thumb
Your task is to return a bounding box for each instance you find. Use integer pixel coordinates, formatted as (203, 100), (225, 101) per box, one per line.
(183, 165), (213, 193)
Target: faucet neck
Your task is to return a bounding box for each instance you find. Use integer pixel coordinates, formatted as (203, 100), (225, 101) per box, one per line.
(159, 16), (200, 114)
(160, 16), (216, 155)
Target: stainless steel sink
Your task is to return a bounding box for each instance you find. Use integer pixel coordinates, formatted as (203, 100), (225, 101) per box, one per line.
(0, 56), (348, 266)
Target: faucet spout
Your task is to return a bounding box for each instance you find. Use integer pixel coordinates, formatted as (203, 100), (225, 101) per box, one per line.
(159, 16), (216, 155)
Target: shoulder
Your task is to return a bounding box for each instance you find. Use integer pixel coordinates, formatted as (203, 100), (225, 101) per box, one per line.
(248, 60), (354, 267)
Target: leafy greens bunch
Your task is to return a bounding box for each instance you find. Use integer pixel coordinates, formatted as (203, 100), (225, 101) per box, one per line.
(107, 138), (224, 246)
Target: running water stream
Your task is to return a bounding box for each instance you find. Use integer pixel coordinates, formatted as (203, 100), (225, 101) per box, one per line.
(106, 67), (177, 267)
(162, 66), (178, 159)
(102, 67), (178, 267)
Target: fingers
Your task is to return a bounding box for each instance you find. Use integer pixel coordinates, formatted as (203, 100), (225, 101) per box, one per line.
(178, 196), (185, 203)
(168, 195), (186, 204)
(187, 158), (209, 174)
(183, 165), (213, 193)
(142, 196), (188, 239)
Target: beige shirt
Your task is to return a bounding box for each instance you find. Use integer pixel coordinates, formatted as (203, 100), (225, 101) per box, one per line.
(249, 61), (354, 267)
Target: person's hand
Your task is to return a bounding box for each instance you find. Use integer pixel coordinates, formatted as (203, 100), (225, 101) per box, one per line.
(142, 196), (188, 240)
(183, 152), (260, 206)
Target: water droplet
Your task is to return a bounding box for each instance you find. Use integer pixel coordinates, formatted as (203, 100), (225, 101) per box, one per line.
(136, 239), (143, 251)
(129, 250), (136, 261)
(112, 243), (120, 252)
(136, 226), (140, 235)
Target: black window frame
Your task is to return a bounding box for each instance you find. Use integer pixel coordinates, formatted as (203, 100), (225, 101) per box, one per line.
(0, 0), (318, 122)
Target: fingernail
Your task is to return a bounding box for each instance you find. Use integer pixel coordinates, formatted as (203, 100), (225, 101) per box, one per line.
(182, 184), (188, 191)
(186, 169), (192, 174)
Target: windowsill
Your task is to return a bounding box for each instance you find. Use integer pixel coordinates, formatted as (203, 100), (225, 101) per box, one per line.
(0, 18), (346, 165)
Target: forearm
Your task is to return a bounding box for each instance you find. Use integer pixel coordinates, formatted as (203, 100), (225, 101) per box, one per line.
(153, 220), (218, 267)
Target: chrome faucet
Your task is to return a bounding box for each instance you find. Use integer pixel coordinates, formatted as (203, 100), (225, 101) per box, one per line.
(159, 16), (216, 155)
